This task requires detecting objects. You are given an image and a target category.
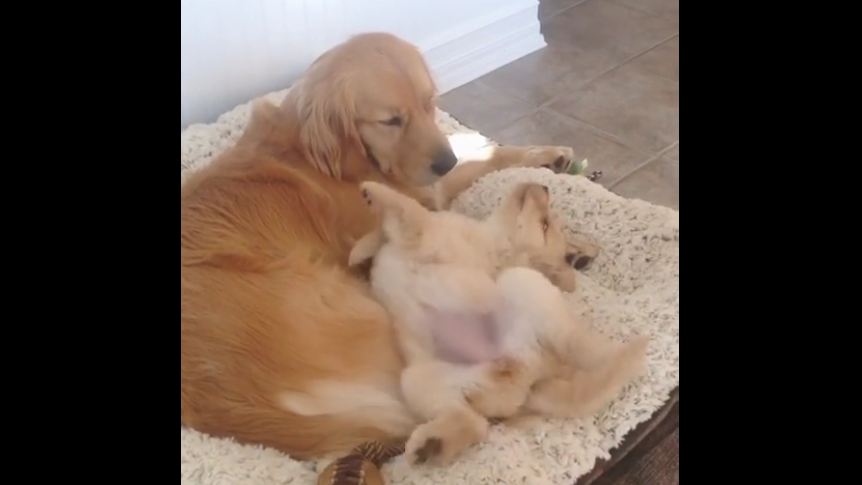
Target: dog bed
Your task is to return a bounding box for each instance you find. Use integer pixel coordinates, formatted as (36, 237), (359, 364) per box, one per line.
(180, 89), (679, 485)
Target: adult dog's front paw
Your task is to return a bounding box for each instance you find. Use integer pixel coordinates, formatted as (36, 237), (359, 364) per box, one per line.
(493, 145), (578, 174)
(523, 146), (576, 173)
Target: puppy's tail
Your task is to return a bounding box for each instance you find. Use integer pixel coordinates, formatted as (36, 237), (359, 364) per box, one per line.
(525, 336), (648, 418)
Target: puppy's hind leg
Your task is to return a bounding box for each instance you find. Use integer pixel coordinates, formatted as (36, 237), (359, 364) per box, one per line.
(551, 321), (633, 370)
(496, 267), (649, 418)
(405, 407), (489, 466)
(401, 362), (490, 466)
(496, 266), (620, 370)
(525, 336), (648, 418)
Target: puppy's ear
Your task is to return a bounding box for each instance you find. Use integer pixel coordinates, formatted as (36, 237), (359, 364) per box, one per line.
(519, 183), (550, 212)
(494, 183), (547, 222)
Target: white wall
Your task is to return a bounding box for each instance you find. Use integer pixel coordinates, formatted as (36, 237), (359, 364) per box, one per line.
(181, 0), (544, 128)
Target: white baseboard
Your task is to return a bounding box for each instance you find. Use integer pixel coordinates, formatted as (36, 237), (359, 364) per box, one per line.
(420, 1), (546, 94)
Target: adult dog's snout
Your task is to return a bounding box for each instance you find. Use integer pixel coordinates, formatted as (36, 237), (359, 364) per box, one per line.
(430, 147), (458, 176)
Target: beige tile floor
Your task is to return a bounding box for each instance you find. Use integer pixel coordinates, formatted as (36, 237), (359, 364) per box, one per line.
(439, 0), (678, 209)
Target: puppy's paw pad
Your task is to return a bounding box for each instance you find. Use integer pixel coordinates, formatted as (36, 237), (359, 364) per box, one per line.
(359, 184), (374, 206)
(360, 182), (391, 212)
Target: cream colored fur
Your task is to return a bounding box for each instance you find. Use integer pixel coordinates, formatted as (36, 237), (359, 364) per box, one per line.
(351, 181), (647, 465)
(181, 100), (680, 485)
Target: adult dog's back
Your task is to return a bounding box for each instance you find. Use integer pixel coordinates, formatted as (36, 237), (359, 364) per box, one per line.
(181, 33), (443, 457)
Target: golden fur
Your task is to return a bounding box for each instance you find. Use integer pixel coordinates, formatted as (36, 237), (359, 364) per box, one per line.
(181, 32), (589, 458)
(347, 181), (646, 464)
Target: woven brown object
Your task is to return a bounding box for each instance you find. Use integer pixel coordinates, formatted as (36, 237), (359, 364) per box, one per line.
(350, 441), (405, 467)
(317, 455), (382, 485)
(316, 440), (406, 485)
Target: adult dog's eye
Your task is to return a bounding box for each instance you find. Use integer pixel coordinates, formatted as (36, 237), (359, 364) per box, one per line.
(380, 116), (402, 127)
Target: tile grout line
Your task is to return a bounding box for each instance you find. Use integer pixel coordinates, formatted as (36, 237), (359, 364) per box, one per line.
(541, 32), (679, 110)
(607, 140), (678, 188)
(545, 0), (593, 20)
(452, 15), (678, 163)
(545, 107), (641, 148)
(496, 31), (679, 135)
(474, 0), (595, 112)
(531, 31), (679, 155)
(605, 0), (677, 20)
(471, 85), (658, 171)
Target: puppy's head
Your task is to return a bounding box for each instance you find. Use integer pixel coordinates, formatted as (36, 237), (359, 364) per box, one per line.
(292, 33), (457, 185)
(494, 183), (588, 292)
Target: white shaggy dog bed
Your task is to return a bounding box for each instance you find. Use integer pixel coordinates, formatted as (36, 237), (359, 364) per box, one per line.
(181, 89), (679, 485)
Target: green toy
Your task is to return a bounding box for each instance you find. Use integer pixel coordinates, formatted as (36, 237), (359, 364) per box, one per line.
(566, 158), (603, 182)
(566, 158), (589, 175)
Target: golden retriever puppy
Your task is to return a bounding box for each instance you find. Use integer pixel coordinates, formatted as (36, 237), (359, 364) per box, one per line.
(350, 181), (648, 465)
(181, 32), (590, 458)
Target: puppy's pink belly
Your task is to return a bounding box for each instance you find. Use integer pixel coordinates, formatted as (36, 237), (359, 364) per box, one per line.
(429, 312), (501, 364)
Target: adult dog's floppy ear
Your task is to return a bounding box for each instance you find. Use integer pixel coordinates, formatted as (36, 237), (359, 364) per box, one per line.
(295, 77), (364, 179)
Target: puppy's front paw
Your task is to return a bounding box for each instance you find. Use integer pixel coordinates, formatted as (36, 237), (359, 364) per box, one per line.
(405, 425), (448, 466)
(409, 436), (443, 465)
(404, 412), (488, 466)
(359, 181), (409, 215)
(359, 181), (382, 211)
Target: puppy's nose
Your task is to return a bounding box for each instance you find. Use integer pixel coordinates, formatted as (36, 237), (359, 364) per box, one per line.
(430, 147), (458, 176)
(566, 252), (593, 270)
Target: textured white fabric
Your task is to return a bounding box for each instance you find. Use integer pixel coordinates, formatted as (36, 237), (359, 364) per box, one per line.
(180, 89), (679, 485)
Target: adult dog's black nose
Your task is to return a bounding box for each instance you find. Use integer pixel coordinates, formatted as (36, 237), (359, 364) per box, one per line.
(430, 147), (458, 176)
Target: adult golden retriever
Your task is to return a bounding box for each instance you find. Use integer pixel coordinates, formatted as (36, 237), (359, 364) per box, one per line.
(181, 32), (581, 459)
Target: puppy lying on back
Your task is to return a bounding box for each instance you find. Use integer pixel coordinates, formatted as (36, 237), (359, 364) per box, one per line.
(349, 182), (648, 465)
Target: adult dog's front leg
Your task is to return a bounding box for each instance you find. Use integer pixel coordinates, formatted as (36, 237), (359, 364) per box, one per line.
(432, 145), (578, 209)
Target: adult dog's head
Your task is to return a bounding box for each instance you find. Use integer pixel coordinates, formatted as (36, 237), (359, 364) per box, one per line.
(287, 33), (457, 185)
